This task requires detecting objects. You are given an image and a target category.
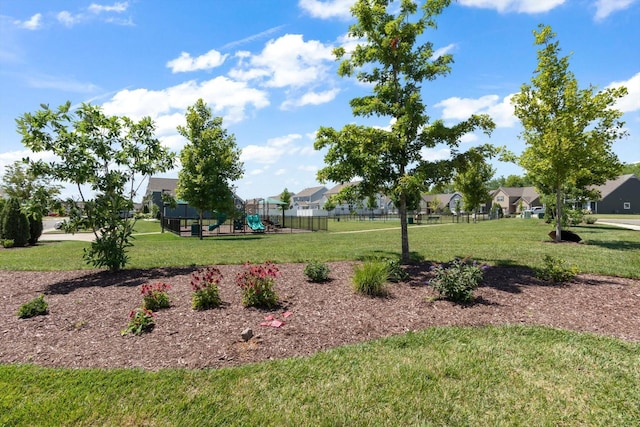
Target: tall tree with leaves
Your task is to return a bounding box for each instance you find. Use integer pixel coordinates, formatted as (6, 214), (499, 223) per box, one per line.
(279, 188), (292, 225)
(176, 99), (244, 239)
(453, 151), (495, 219)
(314, 0), (495, 262)
(512, 25), (627, 241)
(17, 101), (175, 271)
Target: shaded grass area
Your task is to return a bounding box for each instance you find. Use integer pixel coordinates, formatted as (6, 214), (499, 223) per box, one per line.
(1, 326), (638, 426)
(2, 218), (639, 277)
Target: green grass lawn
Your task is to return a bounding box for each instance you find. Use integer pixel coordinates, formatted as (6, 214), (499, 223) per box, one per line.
(2, 218), (639, 425)
(1, 326), (638, 426)
(5, 218), (639, 277)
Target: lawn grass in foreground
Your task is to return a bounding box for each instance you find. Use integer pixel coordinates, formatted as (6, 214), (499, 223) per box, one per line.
(2, 218), (639, 277)
(1, 326), (638, 426)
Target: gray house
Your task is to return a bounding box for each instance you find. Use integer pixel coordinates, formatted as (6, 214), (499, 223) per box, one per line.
(583, 174), (640, 214)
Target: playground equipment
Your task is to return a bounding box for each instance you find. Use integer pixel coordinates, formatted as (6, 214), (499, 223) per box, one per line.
(208, 213), (228, 231)
(246, 214), (266, 232)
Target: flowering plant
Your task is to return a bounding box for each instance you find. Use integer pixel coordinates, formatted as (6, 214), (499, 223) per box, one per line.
(429, 258), (488, 303)
(141, 282), (171, 311)
(236, 261), (280, 308)
(191, 266), (223, 310)
(121, 307), (156, 335)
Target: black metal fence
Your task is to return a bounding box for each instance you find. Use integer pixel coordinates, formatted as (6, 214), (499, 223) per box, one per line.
(283, 215), (328, 232)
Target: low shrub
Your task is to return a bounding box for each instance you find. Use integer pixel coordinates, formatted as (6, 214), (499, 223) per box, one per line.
(2, 239), (15, 248)
(17, 294), (49, 319)
(353, 260), (388, 296)
(236, 261), (280, 308)
(190, 267), (223, 310)
(304, 261), (330, 282)
(141, 282), (171, 311)
(121, 307), (156, 335)
(429, 258), (486, 303)
(385, 258), (409, 282)
(584, 216), (597, 224)
(536, 255), (578, 284)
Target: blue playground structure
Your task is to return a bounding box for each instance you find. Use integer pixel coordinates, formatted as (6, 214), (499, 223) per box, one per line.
(208, 212), (228, 231)
(246, 214), (266, 232)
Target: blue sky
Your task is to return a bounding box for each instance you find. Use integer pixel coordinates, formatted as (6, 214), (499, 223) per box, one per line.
(1, 0), (639, 201)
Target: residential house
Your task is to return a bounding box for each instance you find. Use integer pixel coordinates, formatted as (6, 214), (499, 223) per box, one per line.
(491, 187), (541, 215)
(582, 174), (640, 214)
(321, 182), (394, 215)
(420, 192), (463, 214)
(292, 186), (327, 210)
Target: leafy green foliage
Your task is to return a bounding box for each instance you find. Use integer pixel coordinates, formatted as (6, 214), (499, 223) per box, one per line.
(236, 262), (280, 308)
(176, 99), (244, 240)
(315, 0), (495, 263)
(454, 151), (495, 215)
(1, 197), (30, 247)
(190, 267), (223, 310)
(512, 25), (627, 242)
(17, 294), (49, 318)
(536, 255), (578, 284)
(385, 258), (409, 282)
(429, 258), (486, 302)
(141, 283), (171, 311)
(304, 261), (330, 282)
(17, 101), (175, 271)
(353, 260), (388, 296)
(121, 307), (156, 336)
(1, 239), (15, 248)
(27, 216), (43, 246)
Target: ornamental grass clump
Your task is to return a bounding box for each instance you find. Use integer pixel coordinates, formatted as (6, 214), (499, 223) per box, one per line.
(353, 259), (388, 296)
(141, 282), (171, 311)
(429, 258), (487, 303)
(190, 267), (223, 310)
(121, 307), (156, 336)
(236, 261), (280, 308)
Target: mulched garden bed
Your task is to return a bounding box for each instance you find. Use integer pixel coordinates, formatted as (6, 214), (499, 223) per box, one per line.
(1, 262), (638, 370)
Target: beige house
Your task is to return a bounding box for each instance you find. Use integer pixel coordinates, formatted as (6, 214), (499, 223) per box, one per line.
(491, 187), (541, 215)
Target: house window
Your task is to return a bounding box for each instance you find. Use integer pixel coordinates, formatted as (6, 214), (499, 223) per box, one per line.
(496, 196), (504, 202)
(624, 202), (631, 210)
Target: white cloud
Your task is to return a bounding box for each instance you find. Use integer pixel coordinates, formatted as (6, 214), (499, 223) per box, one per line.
(431, 43), (457, 60)
(26, 73), (100, 93)
(88, 2), (129, 14)
(241, 134), (303, 164)
(166, 50), (228, 73)
(458, 0), (566, 14)
(14, 13), (42, 30)
(608, 72), (640, 113)
(281, 88), (340, 109)
(297, 165), (319, 172)
(102, 77), (269, 123)
(435, 93), (518, 128)
(298, 0), (355, 19)
(221, 25), (286, 50)
(420, 147), (451, 162)
(57, 11), (83, 27)
(229, 34), (335, 89)
(594, 0), (636, 20)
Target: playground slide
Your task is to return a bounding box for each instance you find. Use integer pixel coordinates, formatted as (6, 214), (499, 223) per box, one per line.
(247, 214), (266, 232)
(208, 213), (228, 231)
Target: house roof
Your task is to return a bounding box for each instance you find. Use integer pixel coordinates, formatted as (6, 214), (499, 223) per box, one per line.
(146, 177), (178, 195)
(324, 181), (360, 196)
(495, 186), (540, 204)
(293, 185), (327, 198)
(422, 193), (460, 204)
(590, 174), (638, 199)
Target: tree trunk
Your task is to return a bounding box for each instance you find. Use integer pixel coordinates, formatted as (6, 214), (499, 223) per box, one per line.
(400, 191), (410, 264)
(555, 186), (562, 242)
(199, 210), (203, 240)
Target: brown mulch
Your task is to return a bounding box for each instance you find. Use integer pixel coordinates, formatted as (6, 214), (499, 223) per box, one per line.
(1, 262), (639, 371)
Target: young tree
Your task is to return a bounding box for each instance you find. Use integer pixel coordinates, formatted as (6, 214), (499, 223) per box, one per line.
(176, 99), (244, 239)
(279, 188), (292, 225)
(454, 152), (495, 219)
(2, 160), (62, 245)
(512, 25), (627, 241)
(17, 101), (175, 271)
(314, 0), (495, 262)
